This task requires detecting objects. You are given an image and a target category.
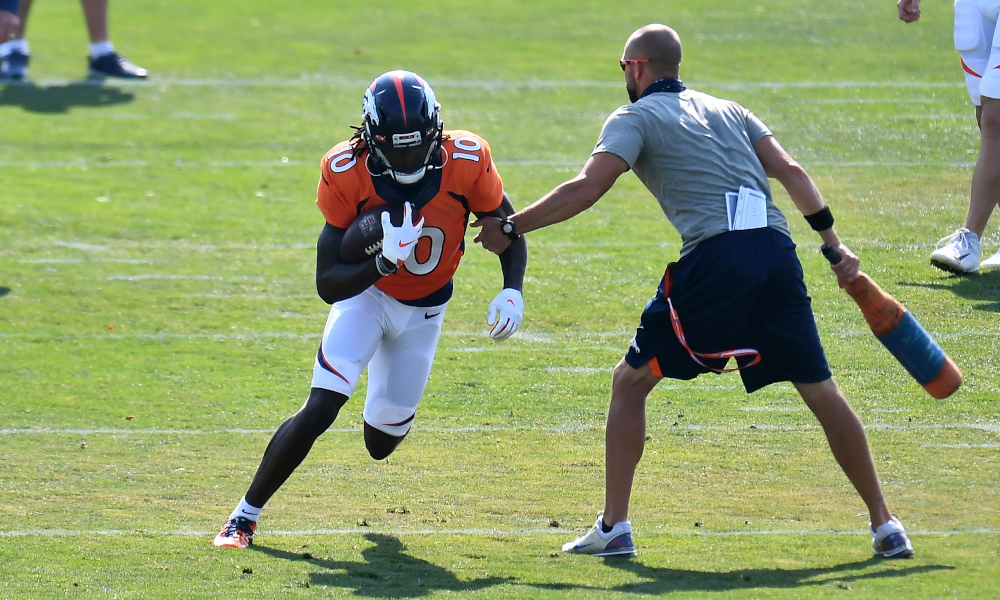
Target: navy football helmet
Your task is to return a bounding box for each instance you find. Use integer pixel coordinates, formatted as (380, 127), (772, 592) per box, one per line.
(362, 70), (443, 185)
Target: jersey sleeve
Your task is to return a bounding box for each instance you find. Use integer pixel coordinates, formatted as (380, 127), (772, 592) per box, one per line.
(316, 143), (361, 229)
(449, 131), (504, 213)
(592, 106), (645, 168)
(470, 139), (504, 213)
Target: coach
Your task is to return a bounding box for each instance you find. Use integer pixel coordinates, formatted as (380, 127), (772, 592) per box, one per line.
(474, 23), (914, 559)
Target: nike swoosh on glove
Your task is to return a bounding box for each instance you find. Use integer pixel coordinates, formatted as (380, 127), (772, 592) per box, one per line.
(487, 288), (523, 341)
(380, 202), (425, 265)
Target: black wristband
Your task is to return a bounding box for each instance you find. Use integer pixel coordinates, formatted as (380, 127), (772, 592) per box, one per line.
(804, 206), (834, 231)
(375, 252), (397, 277)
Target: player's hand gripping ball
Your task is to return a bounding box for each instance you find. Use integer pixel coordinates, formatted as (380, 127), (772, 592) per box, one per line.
(339, 202), (422, 264)
(380, 202), (424, 265)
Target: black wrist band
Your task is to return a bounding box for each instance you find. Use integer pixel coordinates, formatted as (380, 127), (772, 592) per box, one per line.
(375, 252), (397, 277)
(804, 206), (834, 231)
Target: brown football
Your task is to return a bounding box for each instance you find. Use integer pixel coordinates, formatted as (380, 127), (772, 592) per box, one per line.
(339, 203), (417, 263)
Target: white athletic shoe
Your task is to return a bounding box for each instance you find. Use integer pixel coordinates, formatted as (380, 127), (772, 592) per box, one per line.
(930, 227), (980, 274)
(980, 248), (1000, 271)
(871, 515), (914, 558)
(561, 512), (637, 557)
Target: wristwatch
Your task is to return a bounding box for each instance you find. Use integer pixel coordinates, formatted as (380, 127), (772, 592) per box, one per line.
(500, 218), (520, 241)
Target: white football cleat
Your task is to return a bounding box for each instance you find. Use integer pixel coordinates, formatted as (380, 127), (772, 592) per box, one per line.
(930, 227), (980, 274)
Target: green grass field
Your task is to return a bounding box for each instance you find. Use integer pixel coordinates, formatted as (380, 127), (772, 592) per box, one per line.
(1, 0), (998, 598)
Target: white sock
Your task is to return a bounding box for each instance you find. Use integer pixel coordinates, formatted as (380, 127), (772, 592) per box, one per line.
(229, 497), (262, 522)
(0, 39), (29, 57)
(89, 41), (115, 58)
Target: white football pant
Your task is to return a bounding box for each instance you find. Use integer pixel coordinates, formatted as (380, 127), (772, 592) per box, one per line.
(311, 286), (446, 437)
(954, 0), (1000, 104)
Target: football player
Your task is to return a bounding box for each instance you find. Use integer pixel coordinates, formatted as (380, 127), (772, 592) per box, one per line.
(213, 70), (527, 548)
(903, 0), (1000, 273)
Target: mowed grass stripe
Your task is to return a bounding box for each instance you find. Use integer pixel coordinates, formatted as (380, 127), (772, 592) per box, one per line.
(3, 426), (994, 533)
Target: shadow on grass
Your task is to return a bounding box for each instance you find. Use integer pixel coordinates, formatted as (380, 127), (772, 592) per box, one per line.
(252, 533), (514, 597)
(0, 287), (10, 298)
(0, 81), (135, 113)
(536, 556), (955, 594)
(253, 535), (953, 596)
(901, 271), (1000, 312)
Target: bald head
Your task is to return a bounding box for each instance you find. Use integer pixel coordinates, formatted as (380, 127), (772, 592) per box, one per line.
(623, 24), (681, 77)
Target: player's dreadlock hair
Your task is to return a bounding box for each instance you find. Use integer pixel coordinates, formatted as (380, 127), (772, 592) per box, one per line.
(348, 125), (367, 158)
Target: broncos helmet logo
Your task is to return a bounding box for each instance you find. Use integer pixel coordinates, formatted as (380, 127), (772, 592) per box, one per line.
(362, 86), (380, 127)
(415, 75), (438, 120)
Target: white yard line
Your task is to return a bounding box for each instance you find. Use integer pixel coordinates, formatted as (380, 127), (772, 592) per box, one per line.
(1, 330), (997, 342)
(0, 159), (977, 169)
(2, 423), (997, 435)
(922, 443), (1000, 448)
(0, 527), (994, 538)
(16, 78), (966, 90)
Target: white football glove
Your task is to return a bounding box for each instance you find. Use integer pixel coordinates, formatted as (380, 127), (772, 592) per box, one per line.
(380, 202), (425, 265)
(487, 288), (523, 341)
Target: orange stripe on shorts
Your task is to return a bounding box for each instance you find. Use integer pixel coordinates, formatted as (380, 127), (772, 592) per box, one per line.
(647, 356), (663, 377)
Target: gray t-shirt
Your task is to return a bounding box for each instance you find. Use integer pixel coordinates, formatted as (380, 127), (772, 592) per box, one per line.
(594, 88), (791, 257)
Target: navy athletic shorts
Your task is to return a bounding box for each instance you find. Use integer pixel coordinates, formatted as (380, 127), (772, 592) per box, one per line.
(624, 227), (831, 393)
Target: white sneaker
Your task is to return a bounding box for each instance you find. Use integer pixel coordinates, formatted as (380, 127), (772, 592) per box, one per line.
(980, 248), (1000, 271)
(871, 515), (914, 558)
(561, 512), (637, 557)
(930, 227), (980, 274)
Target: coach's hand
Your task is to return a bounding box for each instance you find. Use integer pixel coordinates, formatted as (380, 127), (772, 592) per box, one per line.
(472, 216), (512, 255)
(487, 288), (523, 341)
(824, 242), (861, 289)
(381, 202), (424, 265)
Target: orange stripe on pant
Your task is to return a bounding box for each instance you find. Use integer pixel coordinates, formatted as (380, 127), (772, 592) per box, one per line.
(962, 58), (982, 78)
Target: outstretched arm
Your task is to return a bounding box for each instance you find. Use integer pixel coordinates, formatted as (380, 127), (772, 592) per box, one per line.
(754, 135), (860, 287)
(473, 152), (629, 254)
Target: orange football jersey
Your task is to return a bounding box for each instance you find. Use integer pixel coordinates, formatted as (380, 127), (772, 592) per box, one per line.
(316, 130), (504, 302)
